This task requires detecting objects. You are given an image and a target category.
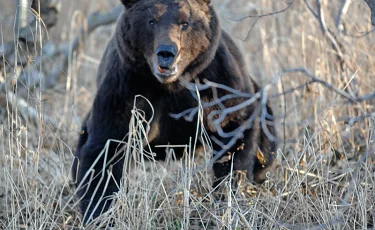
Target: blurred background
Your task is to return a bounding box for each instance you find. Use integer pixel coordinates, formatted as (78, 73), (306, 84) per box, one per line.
(0, 0), (374, 229)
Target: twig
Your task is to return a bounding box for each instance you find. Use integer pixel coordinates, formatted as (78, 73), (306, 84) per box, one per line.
(316, 0), (327, 33)
(228, 0), (295, 41)
(335, 0), (351, 29)
(182, 66), (375, 176)
(304, 0), (319, 18)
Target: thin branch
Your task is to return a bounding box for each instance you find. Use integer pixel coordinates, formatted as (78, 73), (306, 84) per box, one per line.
(228, 0), (294, 41)
(335, 0), (351, 29)
(304, 0), (319, 18)
(316, 0), (327, 33)
(229, 1), (294, 21)
(180, 67), (375, 176)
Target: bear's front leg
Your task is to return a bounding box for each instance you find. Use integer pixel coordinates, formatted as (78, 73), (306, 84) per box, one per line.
(211, 103), (277, 188)
(72, 86), (134, 225)
(252, 103), (278, 183)
(74, 136), (126, 225)
(212, 128), (257, 188)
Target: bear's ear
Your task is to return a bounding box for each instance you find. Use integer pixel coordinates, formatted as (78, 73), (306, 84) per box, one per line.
(201, 0), (210, 4)
(120, 0), (138, 8)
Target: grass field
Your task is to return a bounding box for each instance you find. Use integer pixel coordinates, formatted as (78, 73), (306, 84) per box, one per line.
(0, 0), (374, 229)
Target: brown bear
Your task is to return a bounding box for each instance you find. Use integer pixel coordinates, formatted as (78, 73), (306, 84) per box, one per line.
(72, 0), (277, 224)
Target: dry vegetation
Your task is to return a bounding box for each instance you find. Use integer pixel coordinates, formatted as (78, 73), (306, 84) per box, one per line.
(0, 0), (374, 229)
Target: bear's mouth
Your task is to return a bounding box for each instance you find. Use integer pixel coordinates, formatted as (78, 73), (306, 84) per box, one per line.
(153, 65), (179, 83)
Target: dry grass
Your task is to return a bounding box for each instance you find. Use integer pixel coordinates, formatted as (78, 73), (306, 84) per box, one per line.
(0, 0), (374, 229)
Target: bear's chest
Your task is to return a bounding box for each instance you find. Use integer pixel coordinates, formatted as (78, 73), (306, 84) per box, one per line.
(146, 92), (199, 144)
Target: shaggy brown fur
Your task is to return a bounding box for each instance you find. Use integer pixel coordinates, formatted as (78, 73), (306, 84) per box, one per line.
(72, 0), (277, 224)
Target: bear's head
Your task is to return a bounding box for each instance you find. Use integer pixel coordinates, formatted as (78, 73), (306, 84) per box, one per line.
(117, 0), (221, 85)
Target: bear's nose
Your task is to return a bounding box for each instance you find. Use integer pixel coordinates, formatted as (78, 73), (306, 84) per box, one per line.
(156, 45), (177, 67)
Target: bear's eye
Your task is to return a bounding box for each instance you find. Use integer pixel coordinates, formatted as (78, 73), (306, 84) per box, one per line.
(181, 21), (189, 29)
(148, 20), (155, 28)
